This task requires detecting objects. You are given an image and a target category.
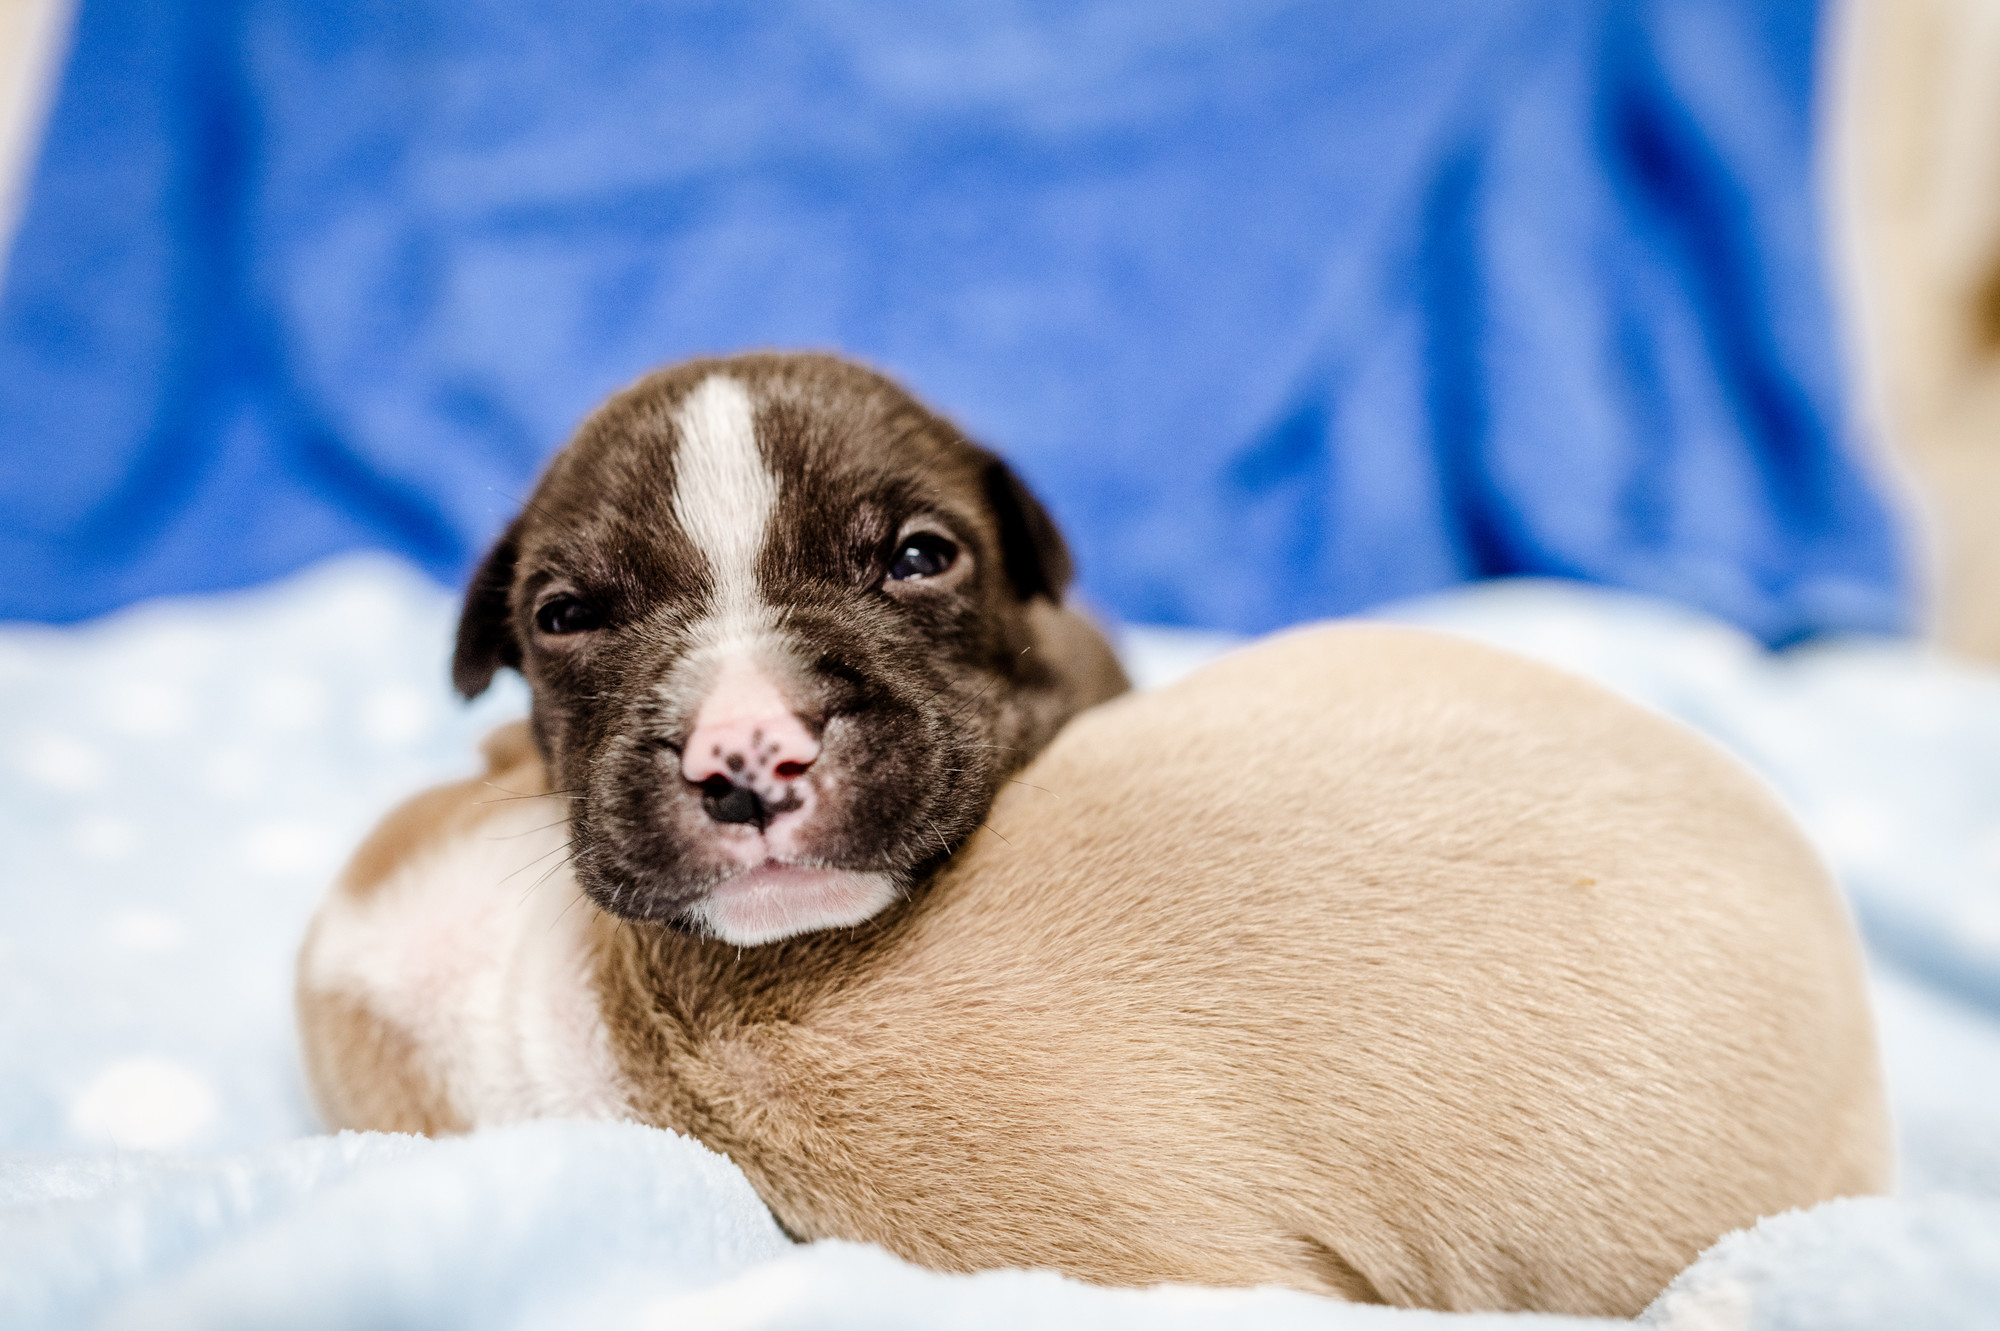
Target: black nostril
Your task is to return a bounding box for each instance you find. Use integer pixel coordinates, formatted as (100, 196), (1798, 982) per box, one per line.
(700, 776), (766, 828)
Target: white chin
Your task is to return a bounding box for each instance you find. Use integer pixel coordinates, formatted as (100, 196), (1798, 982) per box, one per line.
(688, 865), (901, 946)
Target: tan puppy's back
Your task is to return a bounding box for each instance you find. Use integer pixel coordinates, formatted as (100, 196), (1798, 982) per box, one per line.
(626, 624), (1887, 1313)
(303, 623), (1889, 1316)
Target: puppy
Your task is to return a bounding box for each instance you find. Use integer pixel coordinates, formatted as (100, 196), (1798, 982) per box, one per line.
(299, 623), (1890, 1316)
(450, 352), (1126, 944)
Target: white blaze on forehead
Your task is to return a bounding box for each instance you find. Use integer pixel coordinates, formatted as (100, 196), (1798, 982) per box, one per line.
(670, 373), (777, 633)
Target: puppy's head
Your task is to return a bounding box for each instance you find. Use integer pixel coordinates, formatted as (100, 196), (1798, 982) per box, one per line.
(455, 353), (1127, 944)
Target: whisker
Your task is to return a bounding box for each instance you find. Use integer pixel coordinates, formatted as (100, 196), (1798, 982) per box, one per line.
(547, 884), (589, 932)
(521, 849), (578, 905)
(977, 822), (1013, 847)
(501, 840), (573, 887)
(486, 485), (576, 538)
(922, 817), (953, 860)
(919, 644), (1030, 716)
(911, 664), (961, 712)
(940, 773), (1055, 801)
(478, 783), (586, 805)
(950, 675), (1000, 718)
(488, 818), (573, 840)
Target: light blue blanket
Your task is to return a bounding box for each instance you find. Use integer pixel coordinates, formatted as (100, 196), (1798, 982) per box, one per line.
(3, 557), (1996, 1326)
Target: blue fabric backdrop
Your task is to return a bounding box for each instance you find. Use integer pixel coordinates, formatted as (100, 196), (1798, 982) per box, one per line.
(0, 0), (1908, 644)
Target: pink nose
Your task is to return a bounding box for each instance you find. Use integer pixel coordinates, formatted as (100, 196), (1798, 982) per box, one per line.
(680, 662), (821, 790)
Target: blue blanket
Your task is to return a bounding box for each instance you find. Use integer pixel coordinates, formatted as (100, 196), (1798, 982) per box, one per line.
(0, 0), (1906, 645)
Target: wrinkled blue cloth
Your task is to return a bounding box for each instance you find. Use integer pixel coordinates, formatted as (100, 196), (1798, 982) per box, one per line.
(0, 0), (1907, 644)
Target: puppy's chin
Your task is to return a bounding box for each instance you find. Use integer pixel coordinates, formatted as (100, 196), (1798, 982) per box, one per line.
(685, 865), (902, 946)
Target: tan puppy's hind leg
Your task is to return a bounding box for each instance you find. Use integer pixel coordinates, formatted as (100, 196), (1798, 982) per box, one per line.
(295, 984), (468, 1136)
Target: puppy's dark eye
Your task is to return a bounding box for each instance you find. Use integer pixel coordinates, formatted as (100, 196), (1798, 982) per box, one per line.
(534, 595), (604, 635)
(887, 532), (958, 582)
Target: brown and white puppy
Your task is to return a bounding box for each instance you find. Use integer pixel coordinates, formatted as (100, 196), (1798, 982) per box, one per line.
(299, 623), (1891, 1316)
(451, 352), (1126, 945)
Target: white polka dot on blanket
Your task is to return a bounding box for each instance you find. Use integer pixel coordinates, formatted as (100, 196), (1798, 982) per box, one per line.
(111, 909), (187, 953)
(359, 682), (436, 747)
(15, 731), (108, 794)
(199, 742), (270, 802)
(242, 674), (330, 732)
(237, 820), (339, 876)
(70, 1057), (217, 1150)
(97, 678), (196, 738)
(68, 813), (140, 863)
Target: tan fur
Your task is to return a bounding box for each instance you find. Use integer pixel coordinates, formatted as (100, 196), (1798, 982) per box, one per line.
(295, 986), (469, 1136)
(1022, 597), (1131, 733)
(331, 721), (540, 902)
(298, 626), (1890, 1315)
(297, 721), (540, 1130)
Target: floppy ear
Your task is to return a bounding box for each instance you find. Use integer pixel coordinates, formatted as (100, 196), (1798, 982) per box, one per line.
(452, 519), (524, 700)
(982, 456), (1074, 602)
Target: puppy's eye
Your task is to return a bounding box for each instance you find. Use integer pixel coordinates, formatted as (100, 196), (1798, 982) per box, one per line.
(887, 532), (958, 582)
(534, 595), (604, 635)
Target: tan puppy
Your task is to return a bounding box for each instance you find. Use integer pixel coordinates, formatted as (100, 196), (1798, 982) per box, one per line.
(297, 624), (1890, 1316)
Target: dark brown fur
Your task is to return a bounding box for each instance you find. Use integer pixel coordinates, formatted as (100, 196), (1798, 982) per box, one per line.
(450, 352), (1127, 929)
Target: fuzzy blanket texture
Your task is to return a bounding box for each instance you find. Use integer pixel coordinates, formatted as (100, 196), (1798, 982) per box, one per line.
(2, 556), (1997, 1328)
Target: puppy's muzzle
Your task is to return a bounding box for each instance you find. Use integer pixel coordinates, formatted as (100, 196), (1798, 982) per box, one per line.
(680, 656), (821, 832)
